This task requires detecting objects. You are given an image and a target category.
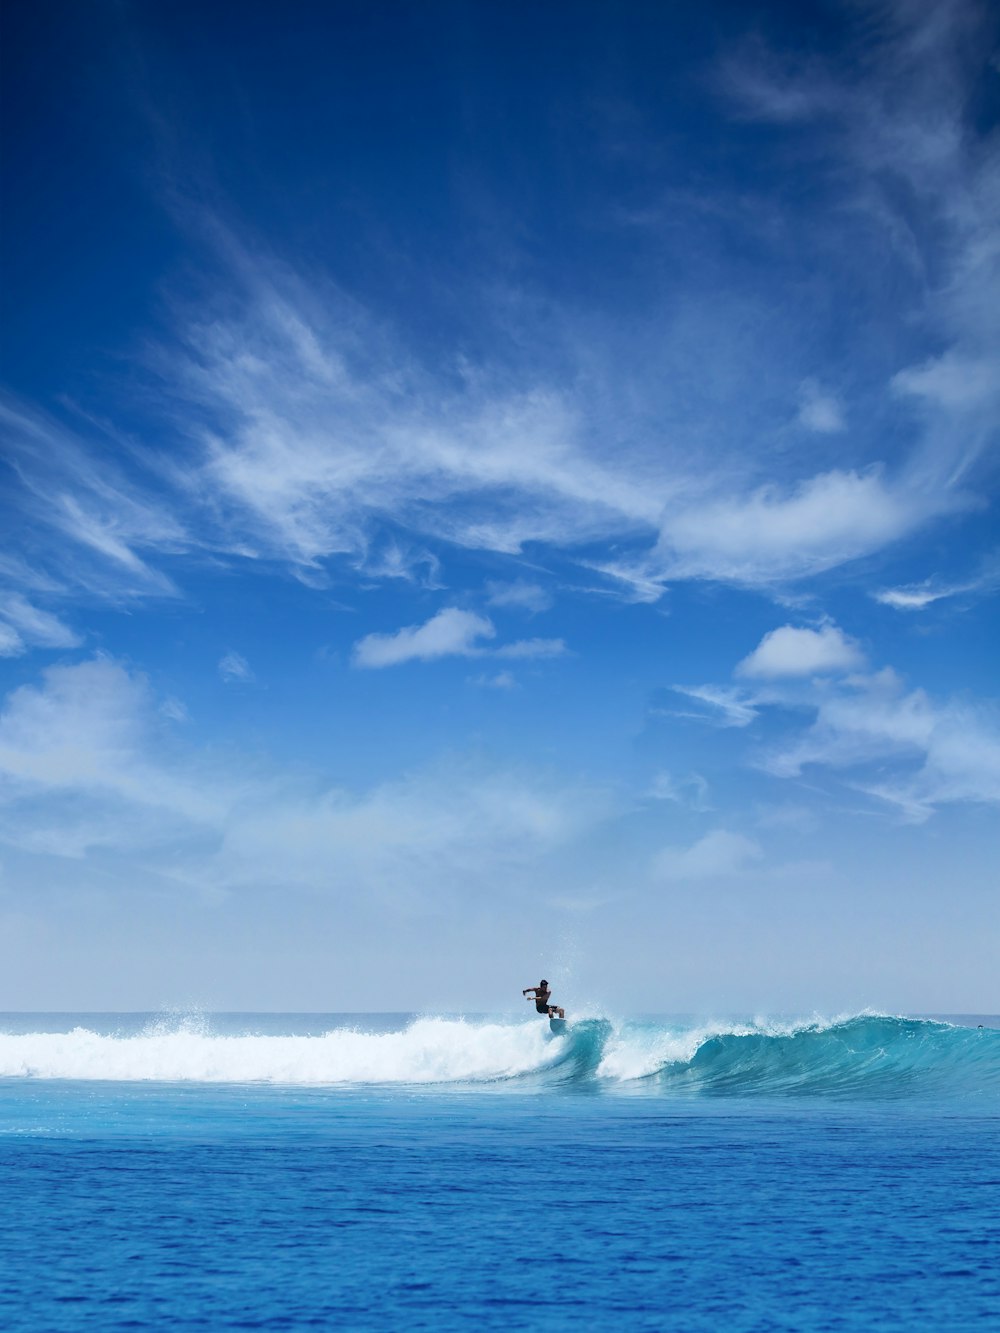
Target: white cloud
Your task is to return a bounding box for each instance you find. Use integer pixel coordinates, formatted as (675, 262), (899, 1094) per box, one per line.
(160, 697), (190, 723)
(218, 652), (254, 683)
(763, 671), (934, 779)
(670, 630), (1000, 823)
(0, 656), (612, 894)
(759, 668), (1000, 822)
(0, 657), (235, 830)
(646, 770), (711, 810)
(736, 623), (864, 678)
(601, 467), (961, 598)
(494, 637), (566, 660)
(0, 624), (24, 657)
(754, 802), (819, 834)
(873, 584), (951, 611)
(892, 352), (999, 410)
(353, 608), (495, 668)
(653, 829), (762, 880)
(358, 541), (443, 587)
(872, 557), (1000, 611)
(352, 608), (566, 668)
(485, 580), (553, 613)
(219, 764), (606, 896)
(473, 670), (518, 690)
(797, 379), (845, 433)
(661, 470), (954, 584)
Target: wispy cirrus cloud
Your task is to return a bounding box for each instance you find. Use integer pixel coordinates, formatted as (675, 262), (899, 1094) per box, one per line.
(722, 0), (1000, 496)
(158, 239), (666, 570)
(0, 624), (24, 658)
(874, 584), (957, 611)
(646, 770), (711, 811)
(0, 594), (81, 654)
(154, 0), (996, 599)
(665, 684), (762, 728)
(873, 553), (1000, 611)
(601, 468), (966, 596)
(1, 1), (994, 628)
(355, 540), (443, 589)
(168, 247), (972, 602)
(0, 397), (187, 601)
(218, 652), (254, 684)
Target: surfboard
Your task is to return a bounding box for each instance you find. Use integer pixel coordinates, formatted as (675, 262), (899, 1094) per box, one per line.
(549, 1017), (568, 1034)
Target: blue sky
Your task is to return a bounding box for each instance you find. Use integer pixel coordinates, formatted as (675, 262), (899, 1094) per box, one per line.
(1, 0), (998, 1013)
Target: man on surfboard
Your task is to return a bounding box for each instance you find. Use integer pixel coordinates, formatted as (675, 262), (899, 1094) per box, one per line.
(523, 979), (565, 1020)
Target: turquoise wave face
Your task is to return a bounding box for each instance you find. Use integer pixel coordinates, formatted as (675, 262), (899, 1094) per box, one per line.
(1, 1013), (997, 1100)
(625, 1017), (1000, 1099)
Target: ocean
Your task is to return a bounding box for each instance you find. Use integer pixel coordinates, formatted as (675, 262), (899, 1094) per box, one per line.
(1, 1011), (998, 1330)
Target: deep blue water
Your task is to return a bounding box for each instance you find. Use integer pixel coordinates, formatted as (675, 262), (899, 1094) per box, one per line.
(2, 1012), (998, 1331)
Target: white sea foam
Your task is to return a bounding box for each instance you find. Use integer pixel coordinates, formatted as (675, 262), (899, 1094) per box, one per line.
(0, 1018), (556, 1085)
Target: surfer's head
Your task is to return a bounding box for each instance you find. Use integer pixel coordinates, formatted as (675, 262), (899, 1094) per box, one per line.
(539, 979), (548, 988)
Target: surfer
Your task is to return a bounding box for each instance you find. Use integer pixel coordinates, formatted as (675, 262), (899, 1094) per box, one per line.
(523, 979), (564, 1020)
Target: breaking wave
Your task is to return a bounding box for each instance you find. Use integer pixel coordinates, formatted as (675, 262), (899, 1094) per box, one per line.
(1, 1014), (997, 1099)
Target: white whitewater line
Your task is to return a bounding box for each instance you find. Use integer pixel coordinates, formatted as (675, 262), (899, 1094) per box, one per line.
(0, 1018), (556, 1085)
